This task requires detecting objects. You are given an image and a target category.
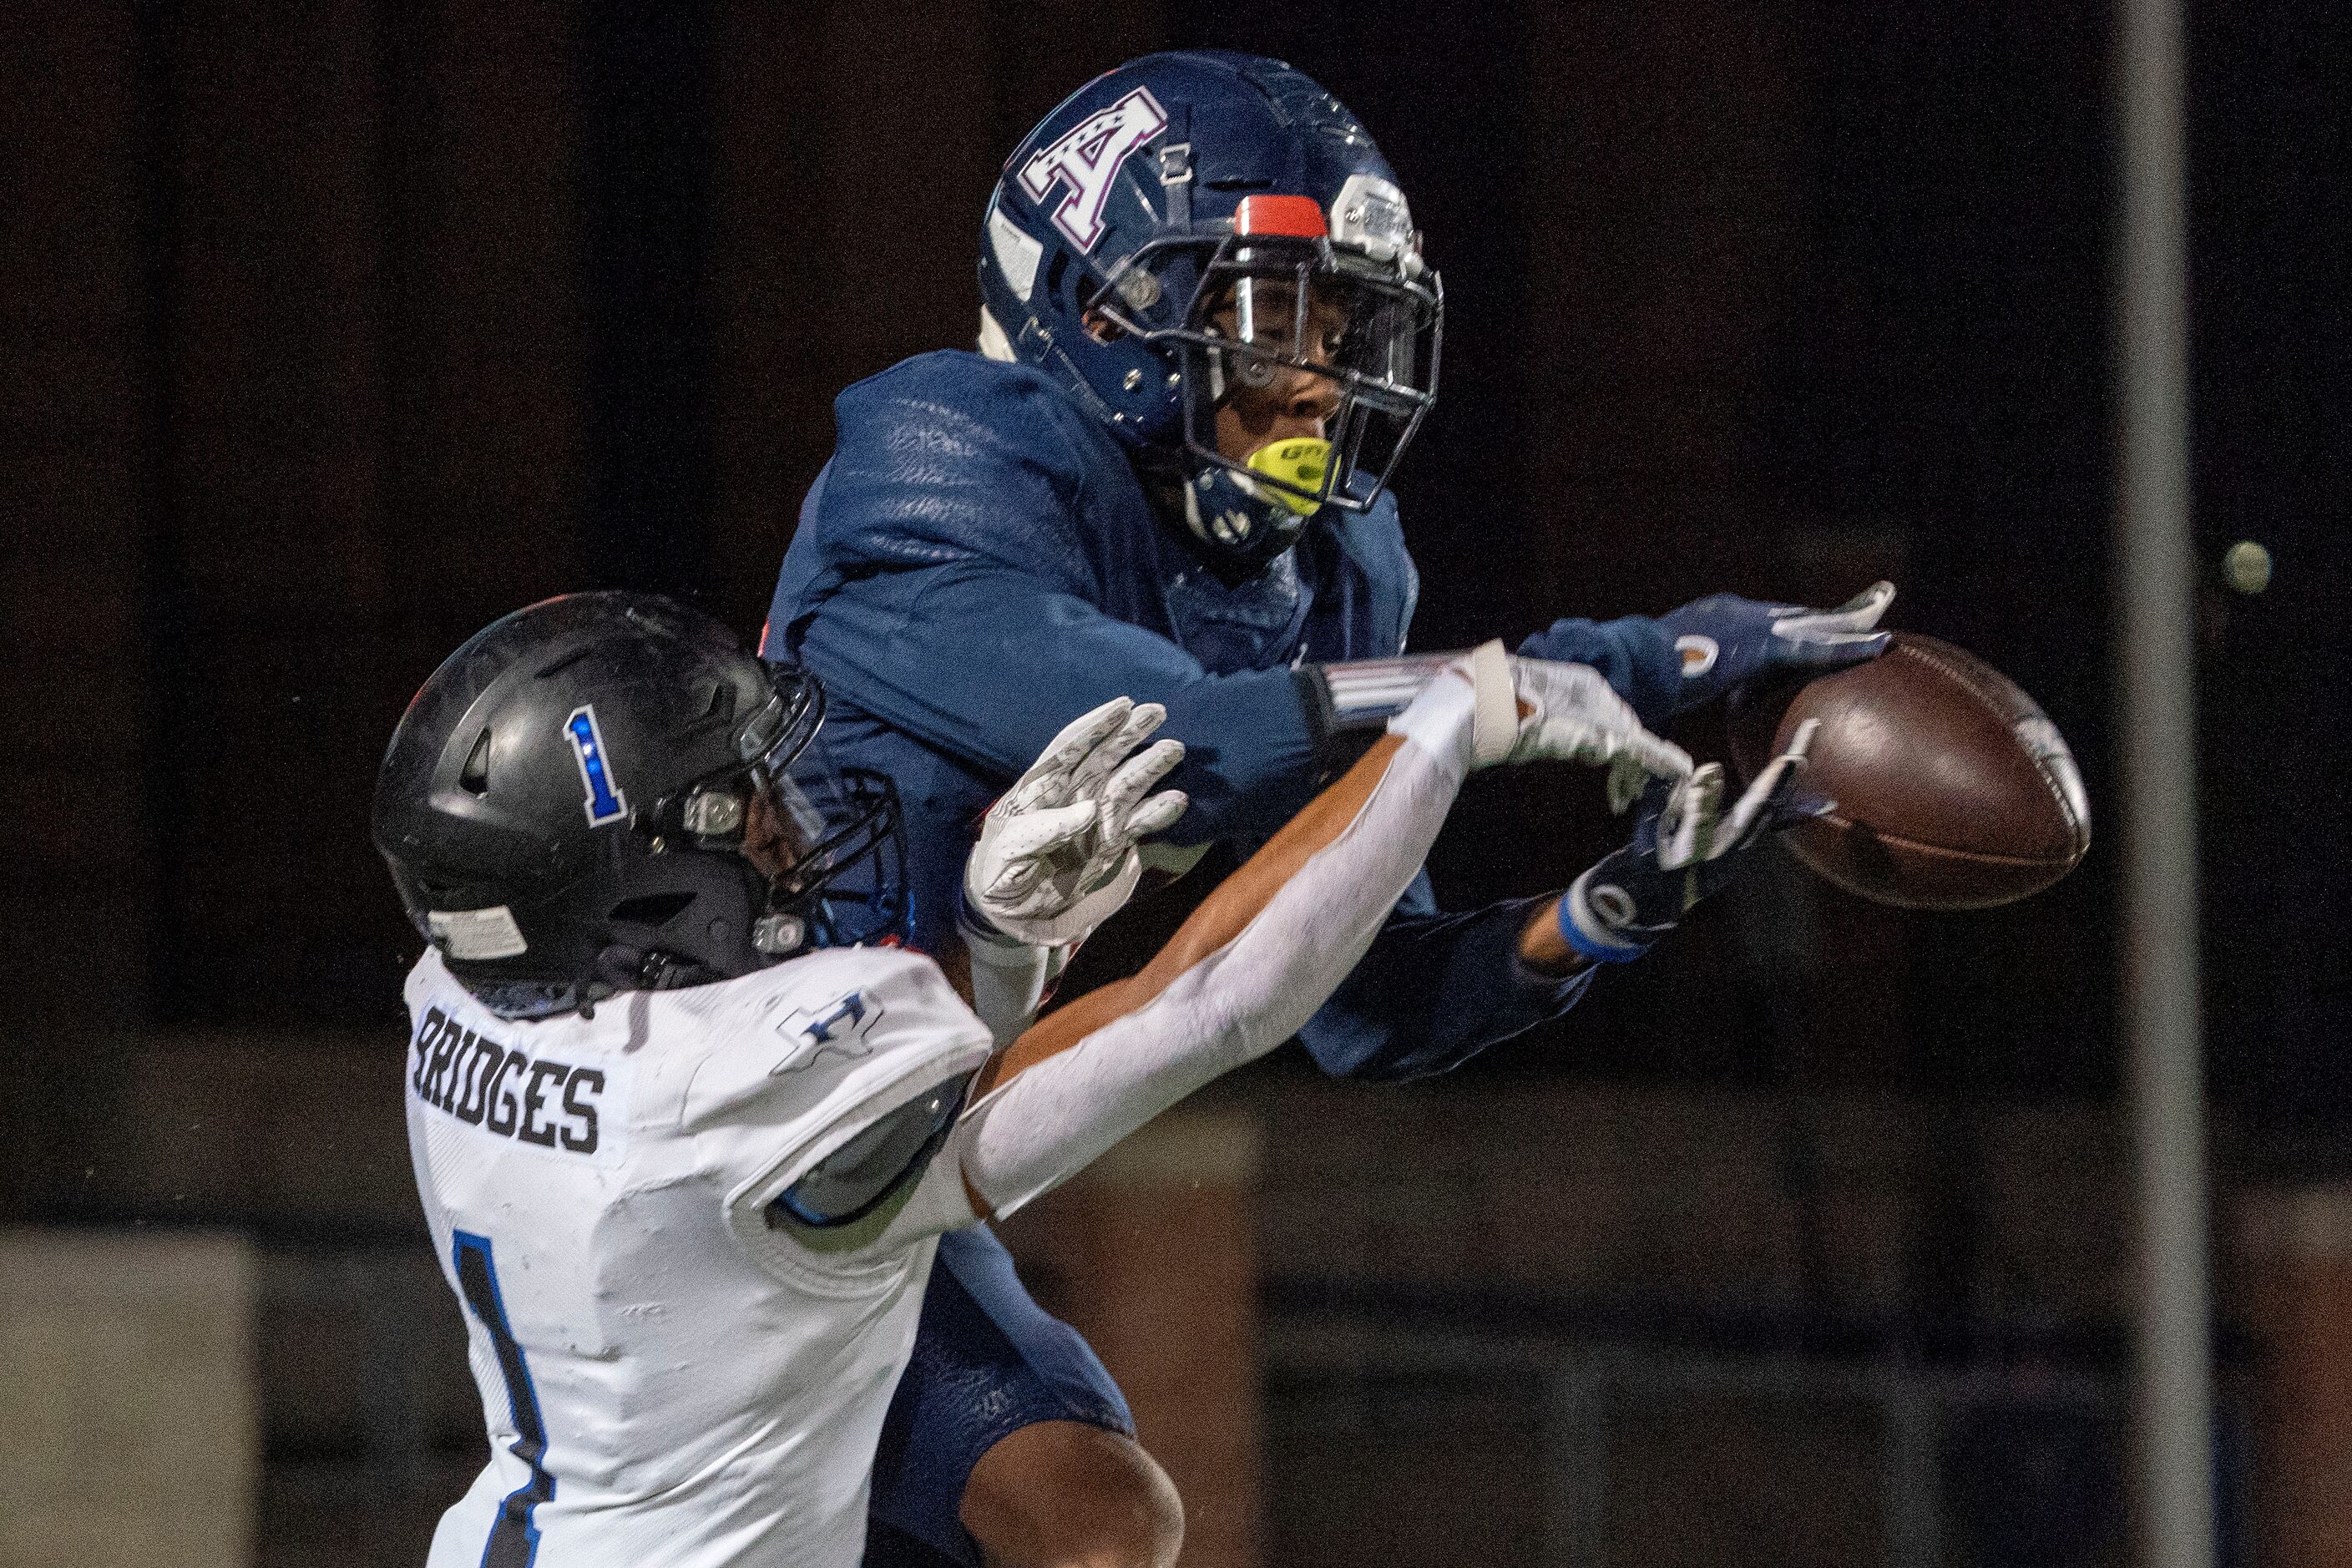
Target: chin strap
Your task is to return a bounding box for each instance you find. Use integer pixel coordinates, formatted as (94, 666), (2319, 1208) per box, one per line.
(1177, 465), (1307, 576)
(1157, 114), (1191, 230)
(570, 945), (718, 1019)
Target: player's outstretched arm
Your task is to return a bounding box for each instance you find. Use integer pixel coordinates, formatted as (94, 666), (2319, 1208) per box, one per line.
(877, 660), (1682, 1242)
(853, 679), (1464, 1252)
(1323, 582), (1898, 734)
(952, 654), (1682, 1048)
(934, 675), (1478, 1231)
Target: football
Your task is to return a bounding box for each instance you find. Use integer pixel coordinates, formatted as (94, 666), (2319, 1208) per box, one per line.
(1727, 633), (2091, 909)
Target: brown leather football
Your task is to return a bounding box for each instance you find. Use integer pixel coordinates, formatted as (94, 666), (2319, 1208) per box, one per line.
(1727, 633), (2090, 909)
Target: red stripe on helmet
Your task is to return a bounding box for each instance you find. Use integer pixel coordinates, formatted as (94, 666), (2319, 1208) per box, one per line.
(1233, 195), (1328, 239)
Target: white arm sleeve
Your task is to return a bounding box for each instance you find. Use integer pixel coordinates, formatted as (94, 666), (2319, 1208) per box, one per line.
(958, 910), (1054, 1050)
(883, 670), (1479, 1239)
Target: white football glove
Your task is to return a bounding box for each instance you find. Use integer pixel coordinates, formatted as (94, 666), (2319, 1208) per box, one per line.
(964, 697), (1189, 947)
(1457, 640), (1695, 784)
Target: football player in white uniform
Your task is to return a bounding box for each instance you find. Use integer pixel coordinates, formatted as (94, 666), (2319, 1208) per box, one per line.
(374, 590), (1809, 1567)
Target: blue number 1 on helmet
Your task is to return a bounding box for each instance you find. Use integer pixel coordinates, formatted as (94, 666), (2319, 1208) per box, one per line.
(565, 705), (629, 827)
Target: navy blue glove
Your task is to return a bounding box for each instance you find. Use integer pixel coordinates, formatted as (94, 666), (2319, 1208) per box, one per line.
(1557, 720), (1828, 964)
(1658, 581), (1895, 713)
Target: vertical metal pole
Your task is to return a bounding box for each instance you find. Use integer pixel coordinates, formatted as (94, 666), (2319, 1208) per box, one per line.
(1543, 1361), (1610, 1568)
(2115, 0), (2215, 1563)
(1882, 1376), (1943, 1568)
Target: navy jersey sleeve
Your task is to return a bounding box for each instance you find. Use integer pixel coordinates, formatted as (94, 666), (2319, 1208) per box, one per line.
(796, 557), (1323, 846)
(803, 560), (1598, 1076)
(1295, 873), (1596, 1080)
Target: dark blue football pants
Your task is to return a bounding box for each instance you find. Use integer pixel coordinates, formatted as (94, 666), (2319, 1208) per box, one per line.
(863, 1224), (1135, 1568)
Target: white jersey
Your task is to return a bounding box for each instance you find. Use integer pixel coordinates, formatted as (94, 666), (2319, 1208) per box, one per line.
(402, 668), (1494, 1568)
(403, 943), (991, 1568)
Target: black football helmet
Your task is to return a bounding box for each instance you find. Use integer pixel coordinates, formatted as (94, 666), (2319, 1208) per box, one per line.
(372, 592), (904, 1017)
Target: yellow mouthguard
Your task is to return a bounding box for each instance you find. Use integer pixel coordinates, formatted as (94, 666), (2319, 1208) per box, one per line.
(1245, 438), (1332, 516)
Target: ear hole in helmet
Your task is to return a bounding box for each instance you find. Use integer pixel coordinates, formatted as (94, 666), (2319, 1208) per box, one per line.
(1080, 306), (1127, 345)
(459, 730), (492, 795)
(609, 892), (695, 928)
(705, 684), (736, 721)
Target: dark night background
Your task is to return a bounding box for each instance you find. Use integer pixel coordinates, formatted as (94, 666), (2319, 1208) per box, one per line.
(9, 0), (2343, 1115)
(1, 1), (2345, 1563)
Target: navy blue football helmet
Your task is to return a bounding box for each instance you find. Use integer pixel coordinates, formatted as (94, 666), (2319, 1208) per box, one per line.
(979, 52), (1442, 572)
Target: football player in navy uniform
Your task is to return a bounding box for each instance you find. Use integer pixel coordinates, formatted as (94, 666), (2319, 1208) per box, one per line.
(764, 51), (1893, 1568)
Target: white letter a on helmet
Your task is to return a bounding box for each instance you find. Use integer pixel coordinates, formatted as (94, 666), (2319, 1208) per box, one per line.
(1019, 88), (1169, 254)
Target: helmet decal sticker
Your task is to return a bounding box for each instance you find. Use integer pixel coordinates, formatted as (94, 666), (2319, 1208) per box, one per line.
(1017, 86), (1168, 252)
(427, 905), (529, 961)
(1330, 172), (1417, 266)
(986, 196), (1044, 301)
(565, 703), (630, 827)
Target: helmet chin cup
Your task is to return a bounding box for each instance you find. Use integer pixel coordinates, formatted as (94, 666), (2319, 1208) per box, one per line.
(1181, 463), (1308, 576)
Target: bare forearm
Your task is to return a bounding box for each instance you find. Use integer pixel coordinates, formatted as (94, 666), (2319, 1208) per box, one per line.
(1516, 896), (1589, 976)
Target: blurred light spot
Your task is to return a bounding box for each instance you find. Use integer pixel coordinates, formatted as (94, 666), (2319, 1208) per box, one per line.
(2223, 539), (2272, 595)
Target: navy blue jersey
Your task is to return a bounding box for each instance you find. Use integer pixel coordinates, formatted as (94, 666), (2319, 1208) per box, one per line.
(768, 350), (1673, 1080)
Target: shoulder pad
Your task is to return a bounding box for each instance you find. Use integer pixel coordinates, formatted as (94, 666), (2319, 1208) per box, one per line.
(771, 1074), (964, 1229)
(832, 352), (1097, 478)
(675, 947), (984, 1130)
(665, 949), (990, 1251)
(819, 352), (1120, 585)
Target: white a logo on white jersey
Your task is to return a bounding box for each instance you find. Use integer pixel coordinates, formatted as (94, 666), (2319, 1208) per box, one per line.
(1019, 87), (1168, 253)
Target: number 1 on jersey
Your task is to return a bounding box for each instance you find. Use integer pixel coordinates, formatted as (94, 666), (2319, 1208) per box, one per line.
(453, 1232), (555, 1568)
